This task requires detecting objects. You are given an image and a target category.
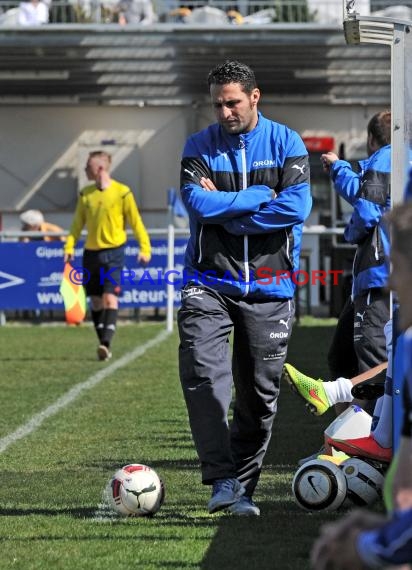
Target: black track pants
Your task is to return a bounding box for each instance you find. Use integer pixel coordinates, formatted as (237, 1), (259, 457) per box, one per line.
(178, 284), (295, 496)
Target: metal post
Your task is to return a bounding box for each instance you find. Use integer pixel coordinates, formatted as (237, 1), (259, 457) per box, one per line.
(391, 21), (411, 451)
(166, 207), (175, 333)
(342, 5), (412, 452)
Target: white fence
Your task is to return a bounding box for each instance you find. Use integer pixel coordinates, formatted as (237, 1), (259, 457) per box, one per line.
(0, 0), (409, 25)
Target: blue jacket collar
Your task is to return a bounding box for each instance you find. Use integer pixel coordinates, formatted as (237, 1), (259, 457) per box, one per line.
(219, 111), (265, 149)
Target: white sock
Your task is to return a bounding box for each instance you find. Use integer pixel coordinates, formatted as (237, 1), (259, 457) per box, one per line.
(323, 377), (354, 406)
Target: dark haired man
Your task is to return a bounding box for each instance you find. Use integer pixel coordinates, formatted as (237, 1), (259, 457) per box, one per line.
(177, 60), (312, 515)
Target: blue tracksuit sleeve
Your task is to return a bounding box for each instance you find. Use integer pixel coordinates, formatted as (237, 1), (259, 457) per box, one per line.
(357, 509), (412, 568)
(221, 183), (311, 234)
(181, 183), (273, 224)
(222, 135), (311, 235)
(334, 149), (391, 244)
(330, 159), (362, 205)
(180, 147), (273, 225)
(344, 199), (386, 244)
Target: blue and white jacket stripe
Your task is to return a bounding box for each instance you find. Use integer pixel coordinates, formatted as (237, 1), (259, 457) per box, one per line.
(330, 145), (391, 298)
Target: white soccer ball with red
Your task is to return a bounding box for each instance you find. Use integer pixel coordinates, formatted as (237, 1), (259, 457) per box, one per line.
(106, 464), (165, 517)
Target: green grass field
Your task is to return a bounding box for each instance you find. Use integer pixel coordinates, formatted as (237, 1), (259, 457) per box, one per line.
(0, 317), (347, 570)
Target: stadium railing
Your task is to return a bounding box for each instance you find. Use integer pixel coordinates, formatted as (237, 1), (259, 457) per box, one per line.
(0, 225), (344, 327)
(0, 0), (409, 25)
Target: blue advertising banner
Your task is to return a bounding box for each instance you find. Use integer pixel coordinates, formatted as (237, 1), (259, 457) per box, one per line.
(0, 239), (188, 310)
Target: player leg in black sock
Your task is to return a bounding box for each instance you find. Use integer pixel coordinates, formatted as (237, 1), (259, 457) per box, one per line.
(97, 308), (118, 360)
(91, 309), (104, 343)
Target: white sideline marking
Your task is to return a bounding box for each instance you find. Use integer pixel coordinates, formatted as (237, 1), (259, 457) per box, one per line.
(0, 329), (170, 454)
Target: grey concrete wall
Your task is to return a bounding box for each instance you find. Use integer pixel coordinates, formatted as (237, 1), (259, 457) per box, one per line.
(0, 101), (384, 232)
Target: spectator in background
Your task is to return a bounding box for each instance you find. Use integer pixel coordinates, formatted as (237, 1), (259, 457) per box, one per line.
(227, 9), (244, 24)
(18, 0), (49, 25)
(20, 209), (65, 241)
(116, 0), (156, 24)
(166, 6), (191, 23)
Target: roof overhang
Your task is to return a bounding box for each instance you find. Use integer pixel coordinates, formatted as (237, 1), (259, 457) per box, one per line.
(0, 24), (391, 106)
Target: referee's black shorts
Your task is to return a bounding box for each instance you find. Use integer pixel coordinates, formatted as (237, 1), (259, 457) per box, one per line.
(83, 246), (125, 297)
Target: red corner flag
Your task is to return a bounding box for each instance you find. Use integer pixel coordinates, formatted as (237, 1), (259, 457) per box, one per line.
(59, 263), (87, 325)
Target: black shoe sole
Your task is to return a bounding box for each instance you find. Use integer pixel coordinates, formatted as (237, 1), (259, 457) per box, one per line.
(351, 370), (386, 400)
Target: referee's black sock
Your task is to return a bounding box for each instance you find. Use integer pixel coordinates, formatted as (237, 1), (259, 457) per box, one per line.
(101, 308), (118, 348)
(91, 309), (104, 342)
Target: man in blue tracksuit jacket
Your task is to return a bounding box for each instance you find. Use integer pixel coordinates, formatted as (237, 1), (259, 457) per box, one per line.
(322, 111), (391, 416)
(177, 60), (312, 516)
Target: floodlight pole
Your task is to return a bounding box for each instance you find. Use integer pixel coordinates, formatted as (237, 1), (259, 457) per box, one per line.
(343, 1), (412, 451)
(343, 5), (410, 204)
(166, 208), (175, 333)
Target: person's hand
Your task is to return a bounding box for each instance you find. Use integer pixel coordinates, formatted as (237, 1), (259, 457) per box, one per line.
(310, 510), (386, 570)
(138, 253), (151, 266)
(320, 152), (339, 174)
(64, 253), (73, 263)
(200, 177), (217, 191)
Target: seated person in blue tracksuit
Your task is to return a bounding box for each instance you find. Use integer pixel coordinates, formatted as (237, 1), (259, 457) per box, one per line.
(310, 201), (412, 570)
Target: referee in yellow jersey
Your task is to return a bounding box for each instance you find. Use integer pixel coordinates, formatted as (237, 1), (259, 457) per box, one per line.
(64, 150), (151, 361)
